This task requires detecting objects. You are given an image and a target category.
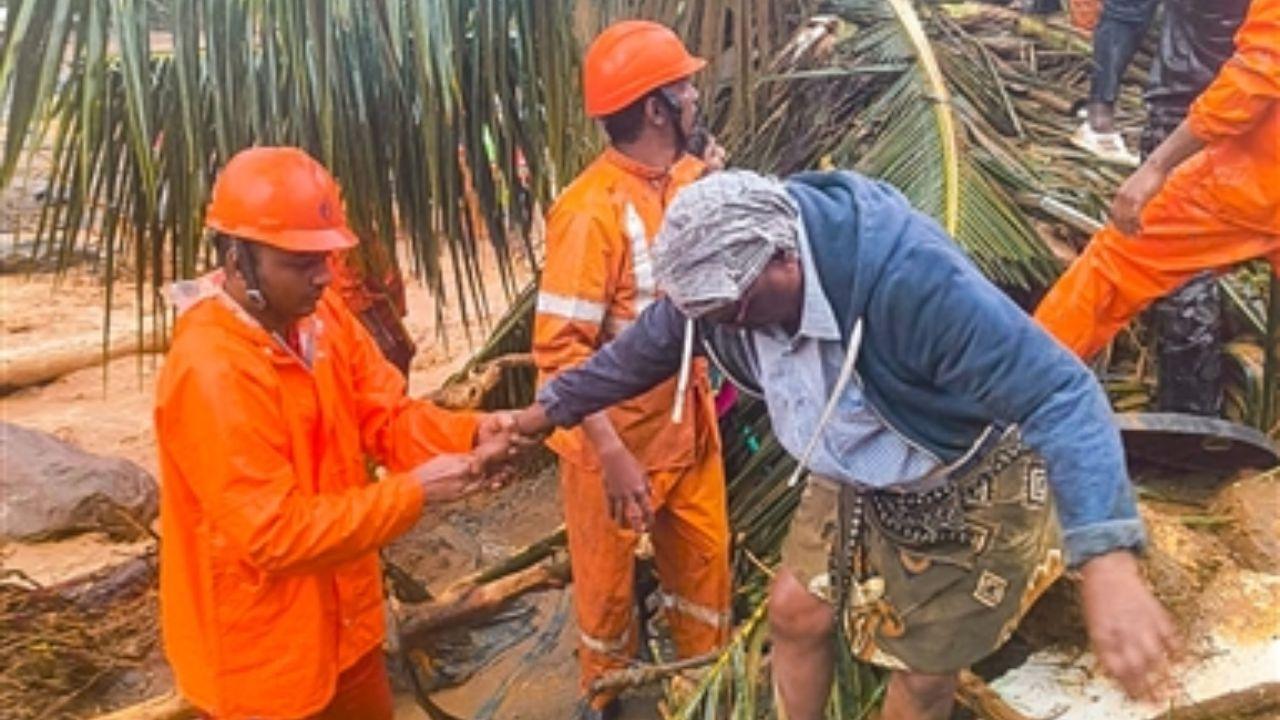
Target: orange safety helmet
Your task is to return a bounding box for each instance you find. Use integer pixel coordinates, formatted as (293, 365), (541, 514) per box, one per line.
(205, 146), (358, 253)
(583, 20), (707, 118)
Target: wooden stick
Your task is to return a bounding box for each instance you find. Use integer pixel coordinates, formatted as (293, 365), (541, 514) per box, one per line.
(954, 669), (1034, 720)
(443, 526), (566, 590)
(589, 652), (719, 697)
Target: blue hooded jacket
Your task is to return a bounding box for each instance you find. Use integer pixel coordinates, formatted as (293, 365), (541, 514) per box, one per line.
(538, 170), (1145, 567)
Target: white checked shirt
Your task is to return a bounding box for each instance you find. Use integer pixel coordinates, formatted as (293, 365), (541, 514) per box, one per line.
(752, 221), (942, 488)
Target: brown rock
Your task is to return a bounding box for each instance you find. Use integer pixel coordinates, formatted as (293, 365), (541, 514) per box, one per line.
(0, 422), (157, 541)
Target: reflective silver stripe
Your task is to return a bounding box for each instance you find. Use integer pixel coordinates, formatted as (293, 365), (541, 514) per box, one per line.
(536, 291), (607, 325)
(623, 202), (656, 314)
(579, 630), (630, 655)
(660, 592), (730, 630)
(579, 610), (634, 656)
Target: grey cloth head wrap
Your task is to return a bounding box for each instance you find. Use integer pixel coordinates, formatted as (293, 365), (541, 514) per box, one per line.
(653, 169), (799, 318)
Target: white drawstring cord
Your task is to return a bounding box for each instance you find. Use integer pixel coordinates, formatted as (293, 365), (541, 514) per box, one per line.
(786, 319), (864, 487)
(671, 316), (696, 423)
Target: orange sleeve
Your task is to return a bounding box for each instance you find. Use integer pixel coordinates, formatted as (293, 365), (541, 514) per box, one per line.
(333, 293), (481, 471)
(158, 357), (425, 576)
(533, 204), (618, 380)
(1187, 0), (1280, 142)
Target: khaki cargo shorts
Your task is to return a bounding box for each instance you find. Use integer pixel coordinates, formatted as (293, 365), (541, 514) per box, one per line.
(778, 429), (1064, 674)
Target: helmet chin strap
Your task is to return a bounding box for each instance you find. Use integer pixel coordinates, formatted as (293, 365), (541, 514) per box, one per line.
(232, 238), (269, 311)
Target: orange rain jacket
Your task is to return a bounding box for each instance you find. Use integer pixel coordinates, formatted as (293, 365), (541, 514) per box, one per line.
(155, 275), (478, 719)
(534, 147), (716, 472)
(1036, 0), (1280, 358)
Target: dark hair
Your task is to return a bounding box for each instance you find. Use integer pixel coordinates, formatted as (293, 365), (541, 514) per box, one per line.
(602, 89), (669, 145)
(212, 232), (234, 265)
(211, 232), (261, 274)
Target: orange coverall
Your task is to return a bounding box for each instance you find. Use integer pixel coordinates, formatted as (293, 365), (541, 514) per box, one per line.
(155, 276), (478, 719)
(533, 147), (730, 700)
(1036, 0), (1280, 359)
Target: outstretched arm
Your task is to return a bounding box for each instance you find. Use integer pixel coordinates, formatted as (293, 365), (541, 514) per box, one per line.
(516, 297), (689, 434)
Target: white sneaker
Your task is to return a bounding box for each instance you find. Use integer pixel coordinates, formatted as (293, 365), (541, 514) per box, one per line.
(1070, 121), (1141, 167)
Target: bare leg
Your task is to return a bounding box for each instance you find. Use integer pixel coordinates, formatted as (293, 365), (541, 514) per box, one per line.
(769, 570), (836, 720)
(880, 670), (958, 720)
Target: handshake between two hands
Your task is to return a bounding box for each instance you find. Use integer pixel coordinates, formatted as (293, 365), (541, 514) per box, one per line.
(408, 405), (553, 505)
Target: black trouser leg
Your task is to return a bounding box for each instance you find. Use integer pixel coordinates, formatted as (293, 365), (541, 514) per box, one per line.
(1142, 116), (1226, 416)
(1088, 0), (1160, 105)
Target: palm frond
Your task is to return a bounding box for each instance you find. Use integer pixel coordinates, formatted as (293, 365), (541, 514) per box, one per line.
(2, 0), (592, 347)
(879, 0), (960, 234)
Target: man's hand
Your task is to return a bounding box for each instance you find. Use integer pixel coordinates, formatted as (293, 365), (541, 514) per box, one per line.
(701, 135), (727, 172)
(1109, 163), (1167, 235)
(511, 404), (554, 442)
(1079, 550), (1181, 702)
(476, 411), (517, 448)
(411, 454), (483, 505)
(1108, 120), (1204, 236)
(474, 411), (519, 472)
(598, 444), (653, 532)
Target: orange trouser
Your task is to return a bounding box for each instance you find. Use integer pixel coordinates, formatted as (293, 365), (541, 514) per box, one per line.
(560, 442), (730, 707)
(1035, 153), (1280, 360)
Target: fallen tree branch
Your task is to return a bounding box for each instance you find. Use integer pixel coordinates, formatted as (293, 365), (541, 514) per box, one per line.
(11, 554), (156, 614)
(429, 353), (534, 410)
(589, 651), (719, 697)
(0, 331), (163, 393)
(443, 526), (566, 591)
(399, 559), (570, 641)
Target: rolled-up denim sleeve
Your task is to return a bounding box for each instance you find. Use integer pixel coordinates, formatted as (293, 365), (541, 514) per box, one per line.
(538, 297), (688, 427)
(880, 218), (1145, 567)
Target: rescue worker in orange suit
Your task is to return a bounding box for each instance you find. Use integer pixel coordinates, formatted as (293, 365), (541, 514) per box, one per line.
(154, 147), (518, 720)
(1035, 0), (1280, 359)
(531, 21), (729, 717)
